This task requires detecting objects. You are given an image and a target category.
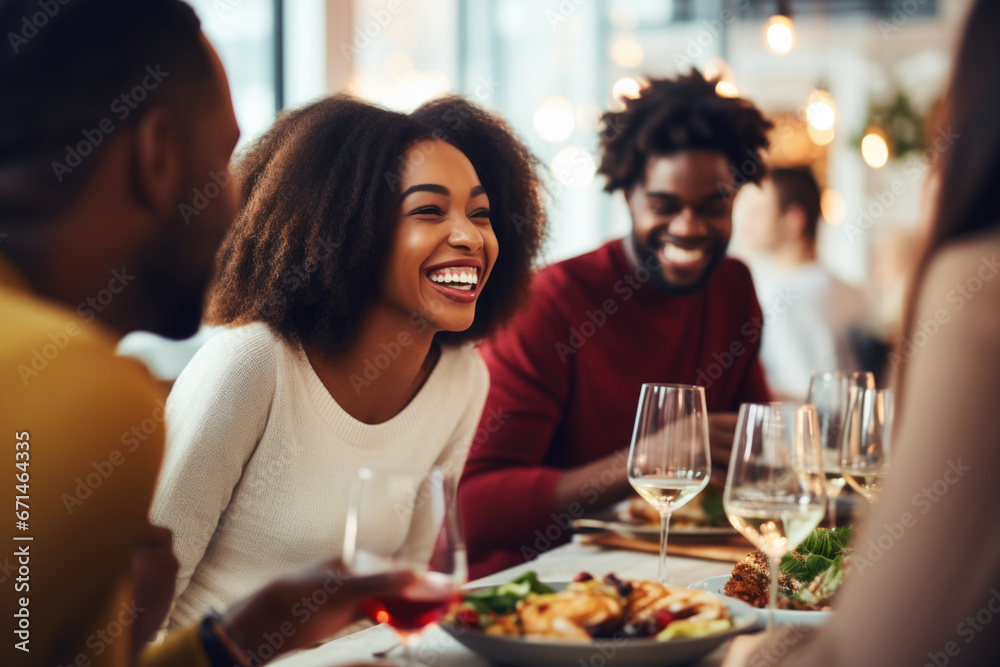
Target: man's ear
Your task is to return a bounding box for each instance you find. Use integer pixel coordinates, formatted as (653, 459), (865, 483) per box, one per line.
(131, 108), (183, 214)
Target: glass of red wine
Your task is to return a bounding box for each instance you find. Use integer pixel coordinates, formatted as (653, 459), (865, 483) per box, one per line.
(343, 466), (466, 662)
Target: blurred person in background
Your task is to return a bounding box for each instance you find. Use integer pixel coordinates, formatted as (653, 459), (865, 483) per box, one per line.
(734, 166), (868, 399)
(0, 2), (411, 665)
(460, 72), (775, 577)
(724, 0), (1000, 664)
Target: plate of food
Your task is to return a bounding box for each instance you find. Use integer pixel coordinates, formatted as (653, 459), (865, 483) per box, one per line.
(441, 571), (757, 667)
(688, 526), (853, 627)
(574, 487), (738, 537)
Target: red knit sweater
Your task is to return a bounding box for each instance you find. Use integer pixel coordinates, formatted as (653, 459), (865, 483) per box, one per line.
(461, 239), (771, 577)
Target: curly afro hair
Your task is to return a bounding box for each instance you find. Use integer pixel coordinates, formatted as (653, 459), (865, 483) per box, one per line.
(598, 71), (773, 193)
(205, 94), (546, 355)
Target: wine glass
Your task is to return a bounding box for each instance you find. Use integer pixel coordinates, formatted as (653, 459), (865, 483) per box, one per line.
(626, 383), (711, 585)
(841, 388), (895, 503)
(806, 371), (875, 527)
(343, 466), (466, 664)
(723, 403), (826, 629)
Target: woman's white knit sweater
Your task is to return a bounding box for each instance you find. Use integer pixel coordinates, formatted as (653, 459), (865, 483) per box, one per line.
(149, 322), (488, 629)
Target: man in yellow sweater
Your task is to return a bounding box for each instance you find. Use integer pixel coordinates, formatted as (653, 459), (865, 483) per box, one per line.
(0, 2), (411, 666)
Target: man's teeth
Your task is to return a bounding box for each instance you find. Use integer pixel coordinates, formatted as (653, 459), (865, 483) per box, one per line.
(660, 244), (705, 263)
(428, 268), (479, 289)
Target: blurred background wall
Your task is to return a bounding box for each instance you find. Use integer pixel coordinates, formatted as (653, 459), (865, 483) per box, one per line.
(121, 0), (974, 379)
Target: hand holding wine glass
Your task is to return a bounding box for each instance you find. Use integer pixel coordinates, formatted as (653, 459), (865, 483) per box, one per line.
(723, 403), (826, 629)
(626, 384), (711, 585)
(343, 466), (465, 663)
(806, 371), (875, 527)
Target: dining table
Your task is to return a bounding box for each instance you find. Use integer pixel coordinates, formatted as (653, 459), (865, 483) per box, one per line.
(273, 536), (749, 667)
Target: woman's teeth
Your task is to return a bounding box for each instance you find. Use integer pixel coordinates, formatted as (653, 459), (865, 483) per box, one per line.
(428, 268), (479, 290)
(660, 244), (706, 263)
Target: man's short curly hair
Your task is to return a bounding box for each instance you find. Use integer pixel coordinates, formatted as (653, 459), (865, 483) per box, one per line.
(205, 94), (546, 354)
(598, 71), (773, 193)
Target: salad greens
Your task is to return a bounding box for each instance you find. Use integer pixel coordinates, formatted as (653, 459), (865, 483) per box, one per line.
(778, 526), (852, 605)
(461, 571), (555, 615)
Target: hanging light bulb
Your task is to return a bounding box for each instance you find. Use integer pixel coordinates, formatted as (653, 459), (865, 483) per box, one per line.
(806, 88), (836, 145)
(806, 89), (836, 131)
(764, 0), (794, 55)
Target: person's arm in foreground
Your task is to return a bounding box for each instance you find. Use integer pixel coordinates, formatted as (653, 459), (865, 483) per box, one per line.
(725, 237), (1000, 667)
(139, 559), (414, 667)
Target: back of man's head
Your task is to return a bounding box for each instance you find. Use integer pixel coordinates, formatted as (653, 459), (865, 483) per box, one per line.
(0, 0), (214, 226)
(769, 166), (821, 241)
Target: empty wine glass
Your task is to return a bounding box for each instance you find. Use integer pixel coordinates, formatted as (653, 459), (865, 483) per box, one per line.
(723, 403), (826, 629)
(343, 466), (466, 664)
(626, 384), (711, 585)
(841, 388), (895, 503)
(806, 371), (875, 527)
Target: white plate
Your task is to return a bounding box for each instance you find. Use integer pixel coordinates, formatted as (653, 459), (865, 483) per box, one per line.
(687, 576), (832, 627)
(441, 586), (756, 667)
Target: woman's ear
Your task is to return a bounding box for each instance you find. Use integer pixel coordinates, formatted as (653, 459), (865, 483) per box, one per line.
(130, 108), (183, 214)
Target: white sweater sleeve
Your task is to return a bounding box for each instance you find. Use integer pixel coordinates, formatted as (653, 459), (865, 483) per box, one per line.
(150, 325), (278, 600)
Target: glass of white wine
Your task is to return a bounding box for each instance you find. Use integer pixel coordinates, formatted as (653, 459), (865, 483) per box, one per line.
(841, 387), (895, 502)
(723, 403), (826, 629)
(806, 371), (875, 527)
(626, 383), (711, 585)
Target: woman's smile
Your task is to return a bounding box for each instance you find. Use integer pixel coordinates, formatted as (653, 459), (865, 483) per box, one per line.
(423, 259), (483, 303)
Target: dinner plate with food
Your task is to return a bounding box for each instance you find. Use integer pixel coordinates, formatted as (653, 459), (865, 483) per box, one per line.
(573, 487), (738, 538)
(688, 526), (853, 627)
(441, 571), (757, 667)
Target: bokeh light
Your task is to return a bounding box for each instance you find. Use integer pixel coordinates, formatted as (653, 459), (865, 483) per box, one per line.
(861, 131), (890, 168)
(533, 96), (575, 143)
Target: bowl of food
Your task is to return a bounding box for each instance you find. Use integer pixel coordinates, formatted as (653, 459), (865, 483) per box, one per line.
(441, 571), (757, 667)
(689, 526), (853, 626)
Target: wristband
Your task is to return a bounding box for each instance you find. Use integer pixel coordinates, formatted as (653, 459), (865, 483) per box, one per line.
(198, 611), (249, 667)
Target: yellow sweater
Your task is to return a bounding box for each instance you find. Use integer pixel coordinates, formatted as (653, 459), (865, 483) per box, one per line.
(0, 256), (209, 667)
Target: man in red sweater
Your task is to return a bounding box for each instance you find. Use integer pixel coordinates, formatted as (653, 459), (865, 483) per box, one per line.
(461, 73), (775, 576)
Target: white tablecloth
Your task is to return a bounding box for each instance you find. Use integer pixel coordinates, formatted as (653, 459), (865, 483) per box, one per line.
(273, 538), (739, 666)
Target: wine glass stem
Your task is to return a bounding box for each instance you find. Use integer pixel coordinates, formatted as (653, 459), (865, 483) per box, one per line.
(827, 494), (837, 529)
(658, 511), (672, 585)
(767, 555), (780, 630)
(398, 630), (415, 666)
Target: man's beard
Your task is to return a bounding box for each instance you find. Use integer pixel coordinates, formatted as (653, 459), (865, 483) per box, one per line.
(121, 192), (216, 340)
(629, 231), (728, 297)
